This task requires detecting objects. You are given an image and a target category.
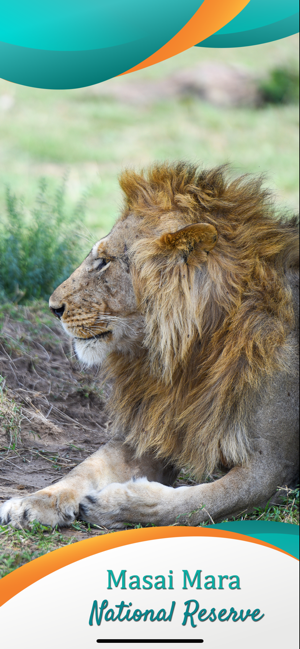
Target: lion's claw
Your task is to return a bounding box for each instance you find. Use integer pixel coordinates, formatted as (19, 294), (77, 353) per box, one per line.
(0, 491), (78, 528)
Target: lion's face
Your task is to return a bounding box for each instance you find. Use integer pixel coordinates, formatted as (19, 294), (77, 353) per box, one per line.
(49, 189), (218, 369)
(49, 216), (144, 366)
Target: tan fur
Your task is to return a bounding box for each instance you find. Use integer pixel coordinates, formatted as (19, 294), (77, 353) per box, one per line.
(106, 164), (298, 478)
(0, 163), (298, 529)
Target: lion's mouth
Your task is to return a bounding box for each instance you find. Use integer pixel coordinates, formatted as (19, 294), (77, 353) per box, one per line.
(75, 331), (112, 341)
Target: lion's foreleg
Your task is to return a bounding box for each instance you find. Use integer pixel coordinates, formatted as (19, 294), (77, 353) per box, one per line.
(80, 370), (299, 528)
(79, 435), (297, 528)
(0, 442), (167, 528)
(77, 467), (269, 528)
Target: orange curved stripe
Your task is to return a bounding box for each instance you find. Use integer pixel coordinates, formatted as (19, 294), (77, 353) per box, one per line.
(122, 0), (250, 75)
(0, 526), (297, 607)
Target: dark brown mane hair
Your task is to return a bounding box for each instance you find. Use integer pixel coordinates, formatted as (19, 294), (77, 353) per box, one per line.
(106, 163), (299, 479)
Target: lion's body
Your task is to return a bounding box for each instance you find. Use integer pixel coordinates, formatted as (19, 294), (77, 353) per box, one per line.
(0, 164), (298, 528)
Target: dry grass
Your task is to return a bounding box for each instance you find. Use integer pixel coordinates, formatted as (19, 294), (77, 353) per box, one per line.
(0, 302), (110, 501)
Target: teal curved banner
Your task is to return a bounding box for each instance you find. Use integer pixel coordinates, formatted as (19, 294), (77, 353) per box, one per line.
(198, 0), (299, 48)
(0, 0), (202, 51)
(0, 0), (203, 89)
(0, 0), (299, 89)
(212, 521), (299, 560)
(0, 38), (167, 90)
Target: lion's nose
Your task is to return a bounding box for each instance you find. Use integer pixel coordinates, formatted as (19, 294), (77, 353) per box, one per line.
(50, 305), (65, 319)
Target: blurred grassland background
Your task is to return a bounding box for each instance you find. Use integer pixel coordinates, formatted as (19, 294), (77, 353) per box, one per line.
(0, 35), (298, 244)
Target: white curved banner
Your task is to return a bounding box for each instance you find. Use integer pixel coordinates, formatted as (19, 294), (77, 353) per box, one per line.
(0, 535), (298, 648)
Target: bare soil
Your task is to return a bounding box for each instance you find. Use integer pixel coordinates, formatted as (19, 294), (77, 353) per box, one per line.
(0, 302), (205, 565)
(0, 302), (201, 556)
(0, 302), (111, 515)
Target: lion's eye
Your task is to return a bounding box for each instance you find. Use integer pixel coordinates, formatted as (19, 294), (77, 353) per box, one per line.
(96, 258), (108, 271)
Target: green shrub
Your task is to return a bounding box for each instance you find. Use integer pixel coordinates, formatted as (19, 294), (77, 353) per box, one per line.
(0, 180), (87, 303)
(259, 66), (299, 105)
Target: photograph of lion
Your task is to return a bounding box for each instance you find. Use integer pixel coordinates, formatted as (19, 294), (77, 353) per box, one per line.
(0, 162), (298, 530)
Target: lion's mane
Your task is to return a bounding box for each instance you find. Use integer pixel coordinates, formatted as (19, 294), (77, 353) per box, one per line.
(105, 163), (299, 479)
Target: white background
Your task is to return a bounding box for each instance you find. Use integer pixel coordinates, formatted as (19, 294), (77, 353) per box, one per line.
(0, 536), (298, 648)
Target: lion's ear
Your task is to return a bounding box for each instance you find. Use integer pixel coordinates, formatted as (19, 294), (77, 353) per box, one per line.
(159, 223), (217, 257)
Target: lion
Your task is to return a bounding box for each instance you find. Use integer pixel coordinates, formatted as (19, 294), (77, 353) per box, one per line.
(0, 163), (298, 529)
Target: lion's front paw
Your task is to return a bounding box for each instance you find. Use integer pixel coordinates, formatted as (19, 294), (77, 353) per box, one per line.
(79, 478), (179, 528)
(79, 486), (128, 529)
(0, 490), (79, 529)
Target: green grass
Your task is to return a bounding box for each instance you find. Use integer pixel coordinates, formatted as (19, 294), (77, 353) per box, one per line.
(0, 520), (110, 579)
(0, 180), (88, 302)
(0, 522), (80, 579)
(259, 66), (299, 104)
(0, 35), (298, 241)
(241, 486), (299, 524)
